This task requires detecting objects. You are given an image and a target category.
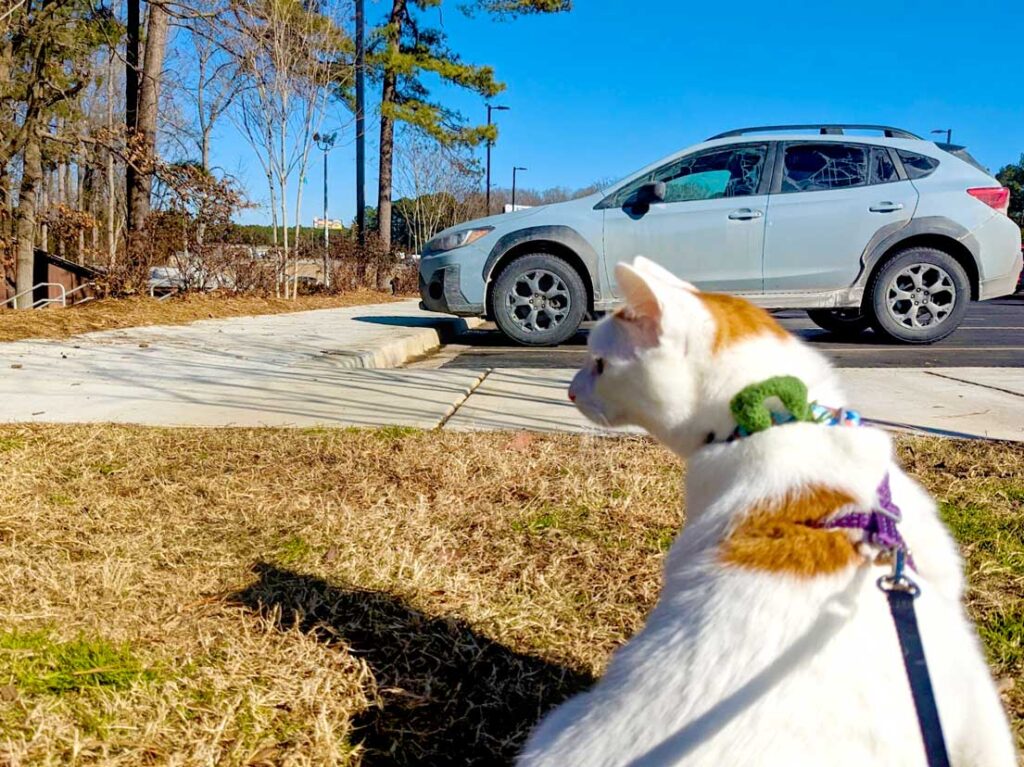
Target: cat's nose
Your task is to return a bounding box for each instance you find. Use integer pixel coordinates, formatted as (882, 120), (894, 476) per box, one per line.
(568, 389), (576, 402)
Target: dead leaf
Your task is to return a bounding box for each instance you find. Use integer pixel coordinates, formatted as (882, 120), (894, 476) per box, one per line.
(506, 432), (534, 452)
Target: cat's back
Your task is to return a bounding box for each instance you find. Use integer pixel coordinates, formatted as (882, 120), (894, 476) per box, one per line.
(518, 425), (997, 767)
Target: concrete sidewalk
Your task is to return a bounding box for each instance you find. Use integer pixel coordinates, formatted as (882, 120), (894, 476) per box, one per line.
(1, 300), (1020, 440)
(443, 367), (1024, 442)
(0, 300), (484, 427)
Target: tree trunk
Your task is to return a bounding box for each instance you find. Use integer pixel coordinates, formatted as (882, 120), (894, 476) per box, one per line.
(77, 164), (85, 259)
(14, 137), (41, 308)
(107, 50), (117, 267)
(56, 143), (66, 257)
(376, 0), (406, 251)
(125, 0), (140, 231)
(39, 176), (48, 253)
(128, 2), (169, 233)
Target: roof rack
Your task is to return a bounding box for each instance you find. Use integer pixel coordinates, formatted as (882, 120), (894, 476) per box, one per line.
(708, 124), (921, 140)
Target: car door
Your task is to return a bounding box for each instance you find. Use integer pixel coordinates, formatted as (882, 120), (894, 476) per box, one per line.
(600, 143), (771, 294)
(762, 141), (918, 291)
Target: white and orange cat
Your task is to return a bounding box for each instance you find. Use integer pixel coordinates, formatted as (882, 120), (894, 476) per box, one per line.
(517, 257), (1016, 767)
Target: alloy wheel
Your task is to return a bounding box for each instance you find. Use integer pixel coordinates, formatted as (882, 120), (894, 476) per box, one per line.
(505, 268), (571, 333)
(885, 263), (957, 329)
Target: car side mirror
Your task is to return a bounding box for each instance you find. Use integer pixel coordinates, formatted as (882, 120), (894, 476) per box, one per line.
(627, 181), (666, 215)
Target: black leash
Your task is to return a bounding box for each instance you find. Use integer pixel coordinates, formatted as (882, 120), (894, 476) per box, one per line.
(878, 549), (951, 767)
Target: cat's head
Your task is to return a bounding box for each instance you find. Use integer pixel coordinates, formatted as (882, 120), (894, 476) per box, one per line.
(568, 257), (835, 455)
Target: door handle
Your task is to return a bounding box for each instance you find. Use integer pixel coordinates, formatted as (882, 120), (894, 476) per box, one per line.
(728, 208), (763, 220)
(869, 202), (904, 213)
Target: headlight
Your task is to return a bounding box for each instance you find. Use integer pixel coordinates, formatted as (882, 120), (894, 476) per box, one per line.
(424, 227), (493, 254)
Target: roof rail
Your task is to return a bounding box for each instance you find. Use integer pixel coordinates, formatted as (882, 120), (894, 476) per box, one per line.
(708, 124), (921, 140)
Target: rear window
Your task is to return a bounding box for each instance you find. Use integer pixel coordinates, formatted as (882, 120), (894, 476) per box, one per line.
(897, 150), (940, 180)
(936, 143), (988, 173)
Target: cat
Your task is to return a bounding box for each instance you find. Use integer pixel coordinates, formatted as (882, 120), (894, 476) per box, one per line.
(516, 256), (1017, 767)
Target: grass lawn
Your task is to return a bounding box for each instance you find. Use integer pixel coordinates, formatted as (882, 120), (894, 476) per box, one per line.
(0, 426), (1020, 764)
(0, 291), (402, 343)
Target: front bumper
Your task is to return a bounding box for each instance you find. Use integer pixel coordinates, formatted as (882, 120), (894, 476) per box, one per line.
(419, 263), (485, 316)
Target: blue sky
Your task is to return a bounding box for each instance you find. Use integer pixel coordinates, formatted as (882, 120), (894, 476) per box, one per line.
(216, 0), (1024, 226)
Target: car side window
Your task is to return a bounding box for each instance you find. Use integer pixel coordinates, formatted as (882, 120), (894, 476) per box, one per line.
(869, 147), (899, 184)
(897, 150), (940, 180)
(612, 145), (767, 207)
(781, 143), (870, 192)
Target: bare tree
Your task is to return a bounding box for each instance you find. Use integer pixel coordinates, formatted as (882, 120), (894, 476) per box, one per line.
(394, 131), (481, 253)
(178, 21), (238, 172)
(229, 0), (348, 298)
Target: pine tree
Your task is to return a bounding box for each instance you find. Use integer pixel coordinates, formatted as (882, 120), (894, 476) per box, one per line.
(373, 0), (569, 249)
(1, 0), (116, 307)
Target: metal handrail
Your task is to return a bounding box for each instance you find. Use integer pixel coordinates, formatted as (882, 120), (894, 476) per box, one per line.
(64, 282), (96, 304)
(2, 282), (67, 309)
(32, 283), (67, 308)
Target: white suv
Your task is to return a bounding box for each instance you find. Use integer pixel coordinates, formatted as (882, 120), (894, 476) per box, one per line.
(419, 124), (1022, 345)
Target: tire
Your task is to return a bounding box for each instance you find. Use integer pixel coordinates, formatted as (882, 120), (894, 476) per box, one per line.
(867, 247), (970, 344)
(806, 308), (872, 337)
(491, 253), (587, 346)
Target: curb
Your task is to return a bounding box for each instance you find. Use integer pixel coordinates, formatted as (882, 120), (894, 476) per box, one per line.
(319, 315), (484, 369)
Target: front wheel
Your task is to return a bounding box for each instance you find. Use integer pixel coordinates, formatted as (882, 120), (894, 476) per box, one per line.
(491, 253), (587, 346)
(868, 247), (970, 344)
(806, 308), (872, 337)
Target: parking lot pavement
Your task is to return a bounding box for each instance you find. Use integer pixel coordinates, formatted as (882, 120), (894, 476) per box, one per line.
(419, 295), (1024, 371)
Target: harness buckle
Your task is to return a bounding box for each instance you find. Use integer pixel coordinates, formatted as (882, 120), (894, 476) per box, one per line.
(876, 547), (920, 597)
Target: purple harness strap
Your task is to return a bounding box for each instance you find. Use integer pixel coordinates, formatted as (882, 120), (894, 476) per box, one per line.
(819, 473), (916, 570)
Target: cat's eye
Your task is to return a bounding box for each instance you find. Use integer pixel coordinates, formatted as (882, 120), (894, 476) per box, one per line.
(594, 358), (605, 375)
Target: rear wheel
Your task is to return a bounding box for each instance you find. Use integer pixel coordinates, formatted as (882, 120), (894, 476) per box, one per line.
(491, 253), (587, 346)
(868, 247), (970, 344)
(806, 308), (872, 337)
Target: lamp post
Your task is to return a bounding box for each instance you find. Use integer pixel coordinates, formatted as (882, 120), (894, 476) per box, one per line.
(512, 166), (527, 211)
(313, 131), (337, 288)
(931, 128), (952, 145)
(485, 104), (509, 215)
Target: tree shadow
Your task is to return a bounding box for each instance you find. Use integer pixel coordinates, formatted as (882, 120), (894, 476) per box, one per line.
(229, 563), (594, 766)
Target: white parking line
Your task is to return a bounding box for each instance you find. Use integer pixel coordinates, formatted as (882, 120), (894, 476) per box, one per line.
(812, 346), (1024, 352)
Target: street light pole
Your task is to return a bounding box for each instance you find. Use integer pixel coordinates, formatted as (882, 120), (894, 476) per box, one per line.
(512, 166), (527, 211)
(314, 131), (336, 288)
(485, 104), (509, 215)
(931, 127), (952, 145)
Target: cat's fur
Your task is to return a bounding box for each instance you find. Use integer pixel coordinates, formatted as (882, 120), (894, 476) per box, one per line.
(517, 257), (1017, 767)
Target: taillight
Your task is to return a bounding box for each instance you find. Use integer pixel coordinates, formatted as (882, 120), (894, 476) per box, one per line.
(967, 186), (1010, 215)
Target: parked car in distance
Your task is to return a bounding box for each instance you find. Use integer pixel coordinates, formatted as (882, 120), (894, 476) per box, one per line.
(419, 124), (1022, 345)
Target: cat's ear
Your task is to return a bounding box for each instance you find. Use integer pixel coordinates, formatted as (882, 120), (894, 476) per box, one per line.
(615, 261), (666, 324)
(632, 256), (698, 293)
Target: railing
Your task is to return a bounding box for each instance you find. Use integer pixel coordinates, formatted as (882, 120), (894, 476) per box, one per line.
(1, 282), (66, 309)
(2, 281), (96, 309)
(64, 282), (96, 305)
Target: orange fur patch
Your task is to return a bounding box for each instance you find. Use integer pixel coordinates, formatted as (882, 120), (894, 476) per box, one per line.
(698, 292), (789, 353)
(720, 485), (864, 577)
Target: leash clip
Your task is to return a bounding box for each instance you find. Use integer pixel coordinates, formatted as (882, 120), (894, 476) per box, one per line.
(876, 547), (920, 598)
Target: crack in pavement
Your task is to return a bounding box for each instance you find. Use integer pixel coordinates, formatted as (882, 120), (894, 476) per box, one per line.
(436, 368), (492, 429)
(924, 371), (1024, 399)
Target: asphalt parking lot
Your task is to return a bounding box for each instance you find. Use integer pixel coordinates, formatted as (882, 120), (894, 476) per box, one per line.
(416, 295), (1024, 370)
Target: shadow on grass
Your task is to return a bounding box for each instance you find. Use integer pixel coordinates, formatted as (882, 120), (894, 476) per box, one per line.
(231, 563), (594, 766)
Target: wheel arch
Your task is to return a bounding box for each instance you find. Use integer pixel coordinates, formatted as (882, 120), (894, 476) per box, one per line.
(865, 233), (980, 302)
(484, 238), (596, 319)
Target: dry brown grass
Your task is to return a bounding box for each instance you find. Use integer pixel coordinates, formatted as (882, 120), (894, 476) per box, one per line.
(0, 426), (1019, 765)
(0, 291), (402, 343)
